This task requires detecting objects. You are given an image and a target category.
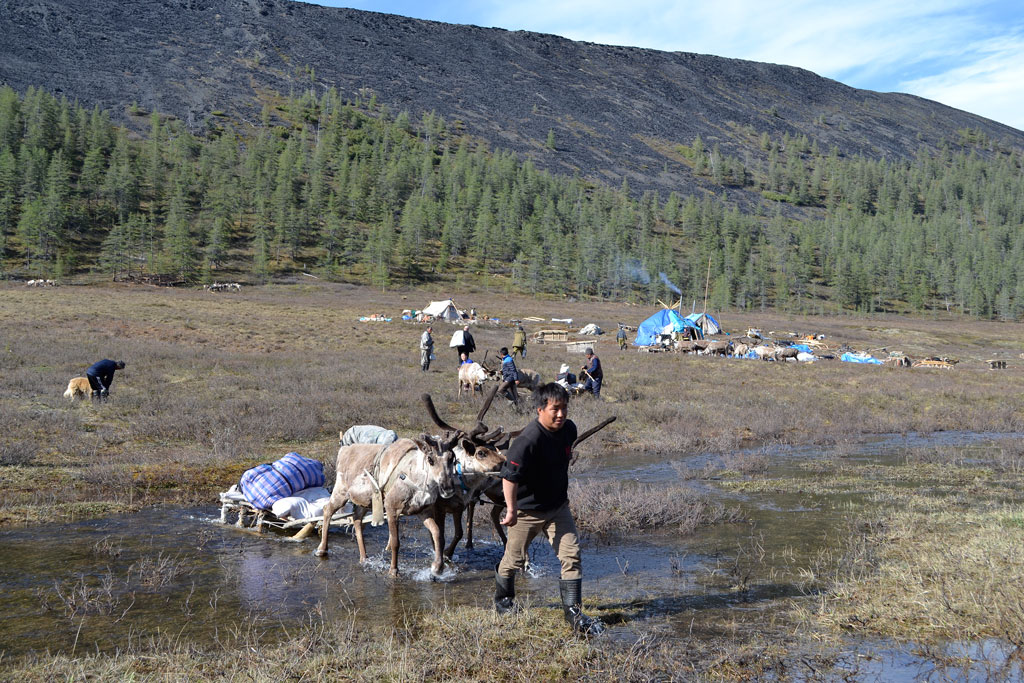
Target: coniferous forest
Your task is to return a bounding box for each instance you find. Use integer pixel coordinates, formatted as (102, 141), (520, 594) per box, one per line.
(3, 84), (1024, 318)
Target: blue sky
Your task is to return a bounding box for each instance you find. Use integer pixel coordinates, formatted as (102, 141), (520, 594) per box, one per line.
(302, 0), (1024, 131)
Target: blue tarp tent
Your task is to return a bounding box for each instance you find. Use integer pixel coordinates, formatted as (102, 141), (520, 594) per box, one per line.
(685, 312), (722, 336)
(634, 309), (702, 346)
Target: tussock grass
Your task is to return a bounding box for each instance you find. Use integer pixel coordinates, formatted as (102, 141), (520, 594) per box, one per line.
(2, 600), (809, 682)
(800, 504), (1024, 645)
(570, 480), (744, 536)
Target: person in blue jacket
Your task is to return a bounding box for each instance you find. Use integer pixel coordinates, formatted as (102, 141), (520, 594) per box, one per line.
(86, 359), (125, 401)
(499, 347), (520, 406)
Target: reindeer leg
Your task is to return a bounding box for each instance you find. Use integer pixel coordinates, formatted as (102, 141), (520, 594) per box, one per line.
(315, 496), (338, 557)
(445, 503), (464, 559)
(423, 512), (444, 576)
(387, 504), (401, 577)
(465, 498), (476, 550)
(490, 497), (507, 546)
(352, 505), (368, 563)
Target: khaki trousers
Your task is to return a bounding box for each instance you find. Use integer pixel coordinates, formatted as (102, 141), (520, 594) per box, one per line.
(497, 501), (582, 580)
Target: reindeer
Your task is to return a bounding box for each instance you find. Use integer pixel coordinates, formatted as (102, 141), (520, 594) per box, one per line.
(458, 361), (498, 399)
(426, 383), (617, 558)
(515, 368), (543, 392)
(315, 433), (458, 578)
(773, 345), (799, 361)
(701, 340), (732, 356)
(423, 383), (510, 559)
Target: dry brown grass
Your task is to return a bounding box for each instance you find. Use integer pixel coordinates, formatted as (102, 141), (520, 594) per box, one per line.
(8, 282), (1024, 677)
(800, 504), (1024, 646)
(2, 599), (821, 682)
(569, 479), (744, 536)
(4, 281), (1024, 524)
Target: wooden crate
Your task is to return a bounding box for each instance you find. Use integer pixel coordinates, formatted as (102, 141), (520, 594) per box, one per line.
(566, 341), (592, 354)
(533, 329), (569, 343)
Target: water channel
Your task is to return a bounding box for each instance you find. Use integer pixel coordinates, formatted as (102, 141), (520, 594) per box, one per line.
(2, 431), (1021, 679)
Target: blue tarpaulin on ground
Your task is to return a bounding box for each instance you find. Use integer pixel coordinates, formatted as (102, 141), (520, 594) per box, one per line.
(841, 352), (884, 365)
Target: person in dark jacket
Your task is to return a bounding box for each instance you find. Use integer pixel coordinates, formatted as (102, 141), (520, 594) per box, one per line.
(454, 325), (476, 366)
(499, 347), (520, 405)
(494, 383), (603, 634)
(86, 359), (125, 401)
(580, 348), (602, 399)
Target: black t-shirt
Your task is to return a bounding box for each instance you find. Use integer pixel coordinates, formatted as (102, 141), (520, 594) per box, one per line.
(500, 418), (577, 511)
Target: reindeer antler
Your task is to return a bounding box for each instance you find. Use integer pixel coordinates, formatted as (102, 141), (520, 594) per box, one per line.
(422, 393), (458, 433)
(476, 381), (502, 424)
(572, 416), (616, 450)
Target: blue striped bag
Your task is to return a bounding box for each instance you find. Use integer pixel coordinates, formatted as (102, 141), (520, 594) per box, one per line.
(239, 464), (292, 511)
(274, 452), (325, 490)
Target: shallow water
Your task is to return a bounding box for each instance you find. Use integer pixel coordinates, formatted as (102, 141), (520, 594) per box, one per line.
(1, 431), (1022, 678)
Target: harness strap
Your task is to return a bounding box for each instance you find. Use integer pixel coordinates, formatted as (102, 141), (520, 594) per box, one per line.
(455, 461), (469, 493)
(365, 444), (420, 526)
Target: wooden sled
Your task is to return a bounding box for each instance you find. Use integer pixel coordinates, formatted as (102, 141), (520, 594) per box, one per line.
(218, 485), (372, 540)
(912, 359), (955, 369)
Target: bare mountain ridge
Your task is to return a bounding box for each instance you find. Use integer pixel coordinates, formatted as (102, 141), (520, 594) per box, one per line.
(3, 0), (1023, 199)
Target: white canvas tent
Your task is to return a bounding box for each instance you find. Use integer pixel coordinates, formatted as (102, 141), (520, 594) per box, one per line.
(422, 299), (464, 323)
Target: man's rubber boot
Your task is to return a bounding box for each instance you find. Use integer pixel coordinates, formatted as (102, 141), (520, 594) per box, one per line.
(559, 578), (604, 635)
(494, 565), (519, 614)
(91, 389), (101, 402)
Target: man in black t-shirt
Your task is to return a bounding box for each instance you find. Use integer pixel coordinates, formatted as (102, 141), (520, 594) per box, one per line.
(494, 383), (603, 634)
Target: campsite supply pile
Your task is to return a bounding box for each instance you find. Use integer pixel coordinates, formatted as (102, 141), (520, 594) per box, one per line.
(578, 323), (603, 335)
(203, 282), (242, 292)
(358, 313), (391, 322)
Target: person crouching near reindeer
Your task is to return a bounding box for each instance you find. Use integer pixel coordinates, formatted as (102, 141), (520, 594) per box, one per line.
(493, 382), (604, 635)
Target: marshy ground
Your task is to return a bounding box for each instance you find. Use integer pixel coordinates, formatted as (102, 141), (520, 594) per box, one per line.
(2, 281), (1024, 680)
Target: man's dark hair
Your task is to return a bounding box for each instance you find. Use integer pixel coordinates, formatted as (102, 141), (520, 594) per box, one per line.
(584, 348), (594, 356)
(534, 382), (569, 410)
(115, 360), (126, 369)
(500, 347), (509, 356)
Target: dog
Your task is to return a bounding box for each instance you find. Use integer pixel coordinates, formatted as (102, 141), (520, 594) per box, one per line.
(63, 376), (91, 400)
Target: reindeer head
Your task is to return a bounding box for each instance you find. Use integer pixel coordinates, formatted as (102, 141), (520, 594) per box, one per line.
(454, 436), (506, 474)
(422, 385), (510, 476)
(417, 433), (458, 499)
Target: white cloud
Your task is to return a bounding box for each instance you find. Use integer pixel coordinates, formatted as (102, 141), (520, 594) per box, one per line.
(899, 37), (1024, 129)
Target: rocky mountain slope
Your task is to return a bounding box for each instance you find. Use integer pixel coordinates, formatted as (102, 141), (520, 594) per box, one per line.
(3, 0), (1023, 198)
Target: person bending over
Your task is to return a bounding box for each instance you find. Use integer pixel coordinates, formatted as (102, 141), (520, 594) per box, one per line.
(86, 359), (125, 401)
